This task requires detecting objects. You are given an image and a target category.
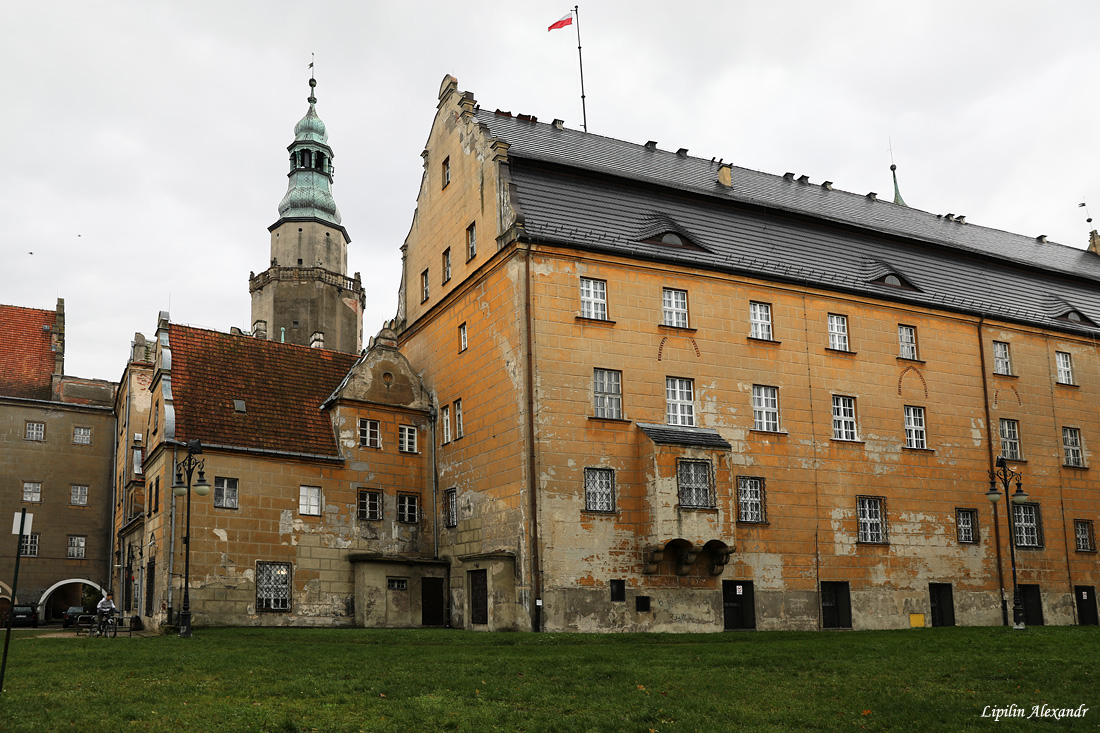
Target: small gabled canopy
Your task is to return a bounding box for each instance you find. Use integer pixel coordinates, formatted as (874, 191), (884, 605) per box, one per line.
(636, 422), (731, 450)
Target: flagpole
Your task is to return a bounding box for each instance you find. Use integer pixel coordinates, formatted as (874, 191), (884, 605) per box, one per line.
(574, 5), (587, 132)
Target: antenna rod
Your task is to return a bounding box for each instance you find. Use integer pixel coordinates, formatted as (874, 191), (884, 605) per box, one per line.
(574, 5), (587, 132)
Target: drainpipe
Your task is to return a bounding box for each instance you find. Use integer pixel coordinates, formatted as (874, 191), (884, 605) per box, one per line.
(429, 405), (439, 559)
(977, 317), (1009, 626)
(523, 243), (543, 631)
(166, 445), (178, 625)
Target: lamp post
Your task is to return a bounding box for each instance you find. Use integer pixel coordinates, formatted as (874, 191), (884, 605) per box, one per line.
(171, 439), (211, 638)
(986, 456), (1029, 630)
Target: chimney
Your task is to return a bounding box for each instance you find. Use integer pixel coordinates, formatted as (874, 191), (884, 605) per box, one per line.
(717, 163), (732, 187)
(1090, 230), (1100, 255)
(644, 141), (658, 151)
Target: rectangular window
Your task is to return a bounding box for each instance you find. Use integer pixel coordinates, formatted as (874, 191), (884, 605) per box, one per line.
(956, 508), (979, 544)
(1000, 419), (1022, 460)
(737, 476), (766, 523)
(387, 578), (408, 591)
(593, 369), (623, 419)
(256, 561), (292, 611)
(1056, 351), (1074, 384)
(459, 322), (468, 352)
(441, 405), (452, 444)
(214, 477), (239, 509)
(359, 419), (381, 448)
(299, 486), (322, 516)
(20, 534), (39, 557)
(444, 488), (457, 527)
(898, 325), (918, 360)
(397, 494), (420, 523)
(677, 459), (712, 508)
(67, 535), (86, 559)
(666, 377), (695, 426)
(442, 248), (452, 283)
(73, 426), (92, 445)
(827, 314), (849, 351)
(23, 482), (41, 503)
(1063, 427), (1084, 467)
(1075, 519), (1096, 552)
(357, 489), (382, 521)
(71, 484), (88, 506)
(580, 278), (608, 320)
(584, 467), (615, 512)
(832, 396), (858, 441)
(993, 341), (1012, 375)
(399, 425), (418, 453)
(752, 385), (779, 432)
(441, 157), (450, 189)
(466, 222), (477, 260)
(610, 579), (626, 602)
(904, 406), (927, 449)
(421, 269), (430, 302)
(857, 496), (887, 543)
(1012, 502), (1043, 547)
(25, 421), (44, 441)
(454, 400), (464, 439)
(133, 448), (143, 475)
(749, 302), (773, 340)
(662, 288), (689, 328)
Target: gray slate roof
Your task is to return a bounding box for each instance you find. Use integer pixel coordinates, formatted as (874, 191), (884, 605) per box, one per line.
(637, 423), (732, 450)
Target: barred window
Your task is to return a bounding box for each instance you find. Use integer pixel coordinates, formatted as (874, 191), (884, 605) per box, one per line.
(666, 377), (695, 426)
(256, 561), (291, 611)
(857, 496), (887, 543)
(357, 489), (382, 521)
(993, 341), (1012, 375)
(73, 426), (92, 445)
(397, 494), (420, 523)
(580, 278), (608, 320)
(399, 425), (418, 453)
(898, 325), (918, 360)
(832, 396), (858, 441)
(737, 476), (765, 523)
(904, 406), (927, 449)
(1062, 427), (1084, 467)
(299, 486), (322, 516)
(444, 489), (457, 527)
(677, 460), (712, 508)
(67, 535), (86, 559)
(827, 314), (849, 351)
(23, 482), (41, 503)
(1012, 502), (1043, 547)
(359, 419), (381, 448)
(749, 302), (772, 340)
(956, 508), (978, 544)
(24, 422), (44, 441)
(71, 485), (88, 506)
(593, 369), (622, 419)
(1075, 520), (1096, 552)
(1056, 351), (1074, 384)
(20, 534), (39, 557)
(584, 468), (615, 512)
(752, 385), (779, 432)
(662, 288), (689, 328)
(214, 477), (239, 509)
(999, 419), (1022, 460)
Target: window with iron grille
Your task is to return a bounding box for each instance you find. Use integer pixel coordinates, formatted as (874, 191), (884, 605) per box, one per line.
(421, 269), (430, 302)
(752, 385), (779, 432)
(584, 468), (615, 512)
(71, 484), (88, 506)
(662, 288), (689, 327)
(832, 396), (858, 441)
(827, 314), (849, 351)
(1012, 502), (1043, 547)
(1075, 520), (1096, 552)
(358, 489), (382, 521)
(857, 496), (887, 543)
(459, 322), (467, 352)
(256, 561), (291, 611)
(898, 325), (918, 360)
(359, 419), (380, 448)
(20, 534), (39, 557)
(441, 406), (451, 444)
(1062, 427), (1084, 467)
(466, 222), (477, 261)
(442, 248), (452, 283)
(67, 535), (86, 559)
(904, 406), (927, 449)
(454, 400), (464, 438)
(749, 302), (772, 340)
(1056, 351), (1074, 384)
(23, 482), (41, 503)
(580, 278), (608, 320)
(299, 485), (322, 516)
(999, 419), (1022, 460)
(397, 494), (420, 523)
(593, 369), (622, 419)
(25, 421), (44, 441)
(73, 426), (92, 445)
(677, 460), (713, 508)
(214, 477), (239, 509)
(399, 425), (418, 453)
(666, 377), (695, 426)
(956, 508), (979, 544)
(737, 476), (766, 523)
(992, 341), (1012, 375)
(444, 488), (457, 527)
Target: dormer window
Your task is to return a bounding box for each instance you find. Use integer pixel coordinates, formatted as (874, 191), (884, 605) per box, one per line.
(872, 273), (919, 291)
(643, 231), (702, 250)
(1056, 310), (1095, 326)
(660, 232), (684, 246)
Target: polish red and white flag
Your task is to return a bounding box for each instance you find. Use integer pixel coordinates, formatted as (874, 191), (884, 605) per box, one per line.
(548, 12), (573, 31)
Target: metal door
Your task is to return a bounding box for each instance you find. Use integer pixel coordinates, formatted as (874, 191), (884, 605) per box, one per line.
(469, 569), (488, 625)
(723, 580), (756, 630)
(928, 583), (955, 627)
(421, 577), (445, 626)
(1075, 586), (1099, 626)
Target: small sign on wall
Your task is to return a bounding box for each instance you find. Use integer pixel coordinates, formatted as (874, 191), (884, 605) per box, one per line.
(11, 513), (32, 535)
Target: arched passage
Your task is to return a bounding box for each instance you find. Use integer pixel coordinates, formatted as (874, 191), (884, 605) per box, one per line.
(37, 578), (105, 620)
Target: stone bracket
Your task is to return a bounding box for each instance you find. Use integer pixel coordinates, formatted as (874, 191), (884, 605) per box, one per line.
(642, 546), (664, 574)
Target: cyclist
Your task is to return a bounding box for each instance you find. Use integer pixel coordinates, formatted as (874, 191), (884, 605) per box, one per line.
(95, 592), (118, 636)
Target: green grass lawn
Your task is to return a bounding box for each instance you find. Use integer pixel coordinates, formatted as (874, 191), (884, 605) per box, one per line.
(0, 625), (1095, 731)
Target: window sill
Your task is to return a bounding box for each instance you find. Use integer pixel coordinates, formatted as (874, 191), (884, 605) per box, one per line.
(466, 256), (477, 264)
(214, 506), (239, 511)
(856, 541), (890, 546)
(992, 372), (1018, 379)
(678, 506), (718, 513)
(1056, 381), (1079, 388)
(902, 447), (935, 453)
(749, 429), (787, 437)
(359, 444), (382, 450)
(588, 416), (631, 424)
(897, 357), (926, 364)
(825, 348), (858, 356)
(581, 510), (618, 516)
(830, 439), (865, 445)
(737, 520), (770, 526)
(1001, 457), (1027, 464)
(658, 324), (697, 334)
(1075, 548), (1097, 554)
(576, 316), (616, 326)
(1063, 464), (1089, 470)
(747, 336), (781, 345)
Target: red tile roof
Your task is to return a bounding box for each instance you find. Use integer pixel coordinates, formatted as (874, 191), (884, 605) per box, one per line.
(168, 324), (359, 457)
(0, 305), (57, 401)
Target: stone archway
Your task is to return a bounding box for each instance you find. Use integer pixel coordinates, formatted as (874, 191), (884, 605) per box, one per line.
(36, 578), (105, 619)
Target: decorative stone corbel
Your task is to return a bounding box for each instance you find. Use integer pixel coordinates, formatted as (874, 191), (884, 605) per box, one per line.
(708, 547), (734, 576)
(675, 548), (698, 576)
(642, 546), (664, 574)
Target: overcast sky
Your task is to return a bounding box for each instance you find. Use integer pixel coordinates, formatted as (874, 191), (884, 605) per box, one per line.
(2, 1), (1097, 382)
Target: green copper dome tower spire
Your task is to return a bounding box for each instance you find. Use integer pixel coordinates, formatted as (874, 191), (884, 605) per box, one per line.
(277, 76), (342, 225)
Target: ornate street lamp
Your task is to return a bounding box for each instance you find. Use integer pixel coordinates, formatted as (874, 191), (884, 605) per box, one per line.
(171, 439), (211, 638)
(986, 456), (1029, 630)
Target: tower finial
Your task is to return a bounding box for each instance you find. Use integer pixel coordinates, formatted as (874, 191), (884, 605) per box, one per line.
(890, 163), (908, 207)
(308, 54), (317, 105)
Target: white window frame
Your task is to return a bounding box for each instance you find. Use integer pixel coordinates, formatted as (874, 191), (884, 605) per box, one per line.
(1075, 519), (1095, 552)
(299, 485), (322, 516)
(454, 400), (464, 439)
(1000, 419), (1022, 461)
(827, 314), (849, 351)
(1062, 427), (1084, 467)
(441, 405), (452, 444)
(580, 278), (608, 320)
(444, 488), (458, 527)
(752, 385), (779, 432)
(466, 222), (477, 261)
(442, 248), (452, 283)
(993, 341), (1012, 375)
(397, 493), (420, 523)
(70, 484), (88, 506)
(73, 426), (92, 445)
(399, 425), (418, 453)
(831, 396), (858, 441)
(359, 419), (381, 449)
(23, 481), (41, 503)
(749, 301), (773, 340)
(662, 288), (689, 328)
(593, 369), (623, 420)
(898, 325), (918, 360)
(20, 533), (39, 557)
(677, 459), (713, 508)
(857, 496), (887, 543)
(256, 561), (291, 611)
(25, 421), (44, 441)
(956, 508), (978, 544)
(421, 269), (430, 302)
(584, 467), (615, 513)
(214, 476), (239, 509)
(904, 406), (927, 449)
(67, 535), (86, 559)
(737, 476), (765, 523)
(1012, 502), (1042, 547)
(666, 377), (695, 426)
(1056, 351), (1074, 385)
(459, 322), (468, 352)
(358, 489), (382, 521)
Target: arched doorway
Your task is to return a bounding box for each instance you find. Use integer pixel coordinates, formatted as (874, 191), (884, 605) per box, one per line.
(37, 579), (105, 622)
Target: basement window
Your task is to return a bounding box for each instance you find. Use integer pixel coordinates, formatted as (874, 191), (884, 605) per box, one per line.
(388, 578), (408, 591)
(635, 596), (651, 613)
(610, 579), (626, 602)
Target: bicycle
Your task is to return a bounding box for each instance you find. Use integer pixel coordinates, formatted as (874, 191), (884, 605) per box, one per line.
(90, 612), (117, 638)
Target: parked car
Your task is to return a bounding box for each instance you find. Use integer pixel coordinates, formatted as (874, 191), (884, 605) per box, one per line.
(10, 605), (38, 628)
(62, 606), (86, 628)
